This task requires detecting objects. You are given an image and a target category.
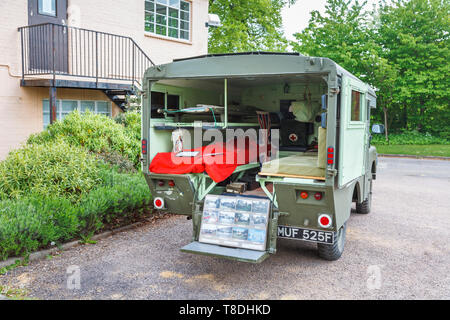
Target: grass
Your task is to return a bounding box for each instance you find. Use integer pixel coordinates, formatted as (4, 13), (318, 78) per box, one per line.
(0, 285), (32, 300)
(374, 144), (450, 157)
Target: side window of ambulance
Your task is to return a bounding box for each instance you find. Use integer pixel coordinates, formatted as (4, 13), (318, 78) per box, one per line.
(350, 90), (363, 121)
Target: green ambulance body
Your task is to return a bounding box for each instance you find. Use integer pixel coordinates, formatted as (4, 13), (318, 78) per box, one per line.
(141, 52), (379, 263)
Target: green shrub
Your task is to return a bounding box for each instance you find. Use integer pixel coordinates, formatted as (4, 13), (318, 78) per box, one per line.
(0, 195), (79, 260)
(0, 170), (151, 260)
(372, 131), (450, 145)
(96, 151), (137, 173)
(27, 111), (140, 166)
(77, 170), (151, 236)
(0, 140), (101, 201)
(114, 111), (141, 142)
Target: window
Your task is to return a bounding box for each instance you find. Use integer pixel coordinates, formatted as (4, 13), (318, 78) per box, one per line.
(150, 91), (180, 118)
(145, 0), (191, 41)
(38, 0), (56, 16)
(350, 90), (363, 121)
(43, 100), (112, 128)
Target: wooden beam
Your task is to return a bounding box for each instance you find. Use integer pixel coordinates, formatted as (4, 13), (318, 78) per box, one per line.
(258, 172), (326, 181)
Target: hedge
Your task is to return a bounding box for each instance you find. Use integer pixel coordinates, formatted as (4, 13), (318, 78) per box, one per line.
(0, 140), (101, 202)
(0, 170), (151, 260)
(27, 111), (141, 166)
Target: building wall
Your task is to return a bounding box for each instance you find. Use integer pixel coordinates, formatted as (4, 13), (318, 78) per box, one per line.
(0, 0), (209, 159)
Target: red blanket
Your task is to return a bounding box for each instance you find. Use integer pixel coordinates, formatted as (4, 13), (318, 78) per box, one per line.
(149, 138), (259, 183)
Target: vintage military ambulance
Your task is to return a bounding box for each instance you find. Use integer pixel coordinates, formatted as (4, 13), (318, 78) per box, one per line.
(141, 52), (379, 262)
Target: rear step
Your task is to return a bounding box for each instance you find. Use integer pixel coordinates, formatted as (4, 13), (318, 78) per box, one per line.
(181, 242), (269, 263)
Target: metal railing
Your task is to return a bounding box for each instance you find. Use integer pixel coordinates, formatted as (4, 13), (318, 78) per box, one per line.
(18, 23), (156, 90)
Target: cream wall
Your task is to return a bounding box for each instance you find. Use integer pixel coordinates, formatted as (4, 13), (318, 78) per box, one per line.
(0, 0), (209, 159)
(69, 0), (209, 65)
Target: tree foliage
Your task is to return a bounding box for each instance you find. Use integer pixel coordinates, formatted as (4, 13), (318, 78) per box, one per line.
(208, 0), (296, 53)
(291, 0), (450, 137)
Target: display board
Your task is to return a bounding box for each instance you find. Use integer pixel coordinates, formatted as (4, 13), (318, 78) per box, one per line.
(199, 195), (271, 251)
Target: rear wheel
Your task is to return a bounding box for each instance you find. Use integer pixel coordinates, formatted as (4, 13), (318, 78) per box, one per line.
(317, 222), (347, 261)
(356, 179), (372, 214)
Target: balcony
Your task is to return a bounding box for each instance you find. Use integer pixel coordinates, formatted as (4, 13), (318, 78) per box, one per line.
(18, 23), (156, 110)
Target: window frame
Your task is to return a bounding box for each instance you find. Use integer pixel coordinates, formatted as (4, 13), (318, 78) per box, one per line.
(43, 99), (112, 129)
(144, 0), (192, 42)
(349, 88), (365, 123)
(38, 0), (57, 17)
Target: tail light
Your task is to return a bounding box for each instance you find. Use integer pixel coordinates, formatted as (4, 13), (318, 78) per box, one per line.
(158, 180), (165, 187)
(142, 139), (147, 155)
(168, 180), (175, 187)
(300, 191), (309, 199)
(314, 192), (323, 200)
(318, 214), (332, 228)
(327, 146), (334, 165)
(154, 197), (164, 209)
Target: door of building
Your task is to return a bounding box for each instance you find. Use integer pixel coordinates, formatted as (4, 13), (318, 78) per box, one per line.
(28, 0), (68, 73)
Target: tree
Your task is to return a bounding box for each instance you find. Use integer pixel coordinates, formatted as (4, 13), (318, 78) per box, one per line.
(291, 0), (397, 137)
(208, 0), (296, 53)
(291, 0), (450, 137)
(377, 0), (450, 134)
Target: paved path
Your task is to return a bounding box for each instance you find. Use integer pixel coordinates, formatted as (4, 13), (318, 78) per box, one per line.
(0, 157), (449, 299)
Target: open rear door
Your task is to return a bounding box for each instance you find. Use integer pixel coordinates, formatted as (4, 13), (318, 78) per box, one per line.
(338, 76), (369, 187)
(181, 242), (269, 263)
(181, 194), (276, 263)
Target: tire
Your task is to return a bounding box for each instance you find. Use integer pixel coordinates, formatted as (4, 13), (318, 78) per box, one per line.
(317, 222), (347, 261)
(356, 179), (372, 214)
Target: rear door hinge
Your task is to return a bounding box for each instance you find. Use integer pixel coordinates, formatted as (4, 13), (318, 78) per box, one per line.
(327, 168), (338, 177)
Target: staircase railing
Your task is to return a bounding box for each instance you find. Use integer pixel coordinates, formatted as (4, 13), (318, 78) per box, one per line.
(18, 23), (156, 91)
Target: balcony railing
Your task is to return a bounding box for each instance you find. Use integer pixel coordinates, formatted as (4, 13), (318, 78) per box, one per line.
(18, 23), (156, 90)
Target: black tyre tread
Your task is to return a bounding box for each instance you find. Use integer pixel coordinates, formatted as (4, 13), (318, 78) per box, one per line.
(356, 199), (370, 214)
(317, 223), (347, 261)
(356, 179), (372, 214)
(317, 242), (342, 261)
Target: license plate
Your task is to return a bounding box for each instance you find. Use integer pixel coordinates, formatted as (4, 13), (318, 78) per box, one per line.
(277, 225), (334, 244)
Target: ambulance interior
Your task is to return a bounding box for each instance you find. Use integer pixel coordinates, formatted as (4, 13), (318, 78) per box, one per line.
(148, 75), (330, 189)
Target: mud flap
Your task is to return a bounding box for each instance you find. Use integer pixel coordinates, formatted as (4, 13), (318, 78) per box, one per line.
(181, 242), (269, 263)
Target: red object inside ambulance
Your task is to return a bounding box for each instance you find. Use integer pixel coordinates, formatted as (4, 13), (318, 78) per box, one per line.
(149, 137), (259, 183)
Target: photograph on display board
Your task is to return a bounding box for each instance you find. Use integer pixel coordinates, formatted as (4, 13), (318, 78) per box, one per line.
(202, 211), (218, 224)
(252, 214), (267, 228)
(236, 199), (253, 212)
(199, 195), (271, 251)
(232, 227), (249, 240)
(247, 228), (266, 244)
(200, 224), (217, 236)
(220, 197), (236, 210)
(235, 212), (250, 226)
(219, 211), (235, 225)
(216, 226), (233, 239)
(252, 200), (269, 214)
(204, 196), (220, 209)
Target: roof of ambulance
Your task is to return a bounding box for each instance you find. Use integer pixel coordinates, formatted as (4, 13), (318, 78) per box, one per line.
(145, 52), (375, 96)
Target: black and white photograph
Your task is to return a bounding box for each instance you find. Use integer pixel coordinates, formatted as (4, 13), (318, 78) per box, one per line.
(219, 197), (236, 210)
(218, 211), (235, 225)
(216, 227), (233, 239)
(204, 196), (220, 209)
(200, 224), (216, 236)
(252, 199), (270, 214)
(236, 198), (252, 212)
(247, 228), (266, 244)
(252, 214), (267, 227)
(232, 227), (249, 241)
(202, 211), (218, 224)
(234, 212), (250, 226)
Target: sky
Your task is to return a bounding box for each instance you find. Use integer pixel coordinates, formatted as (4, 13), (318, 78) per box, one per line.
(281, 0), (380, 41)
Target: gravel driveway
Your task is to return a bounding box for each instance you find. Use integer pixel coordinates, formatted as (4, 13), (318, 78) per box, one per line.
(1, 157), (449, 300)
